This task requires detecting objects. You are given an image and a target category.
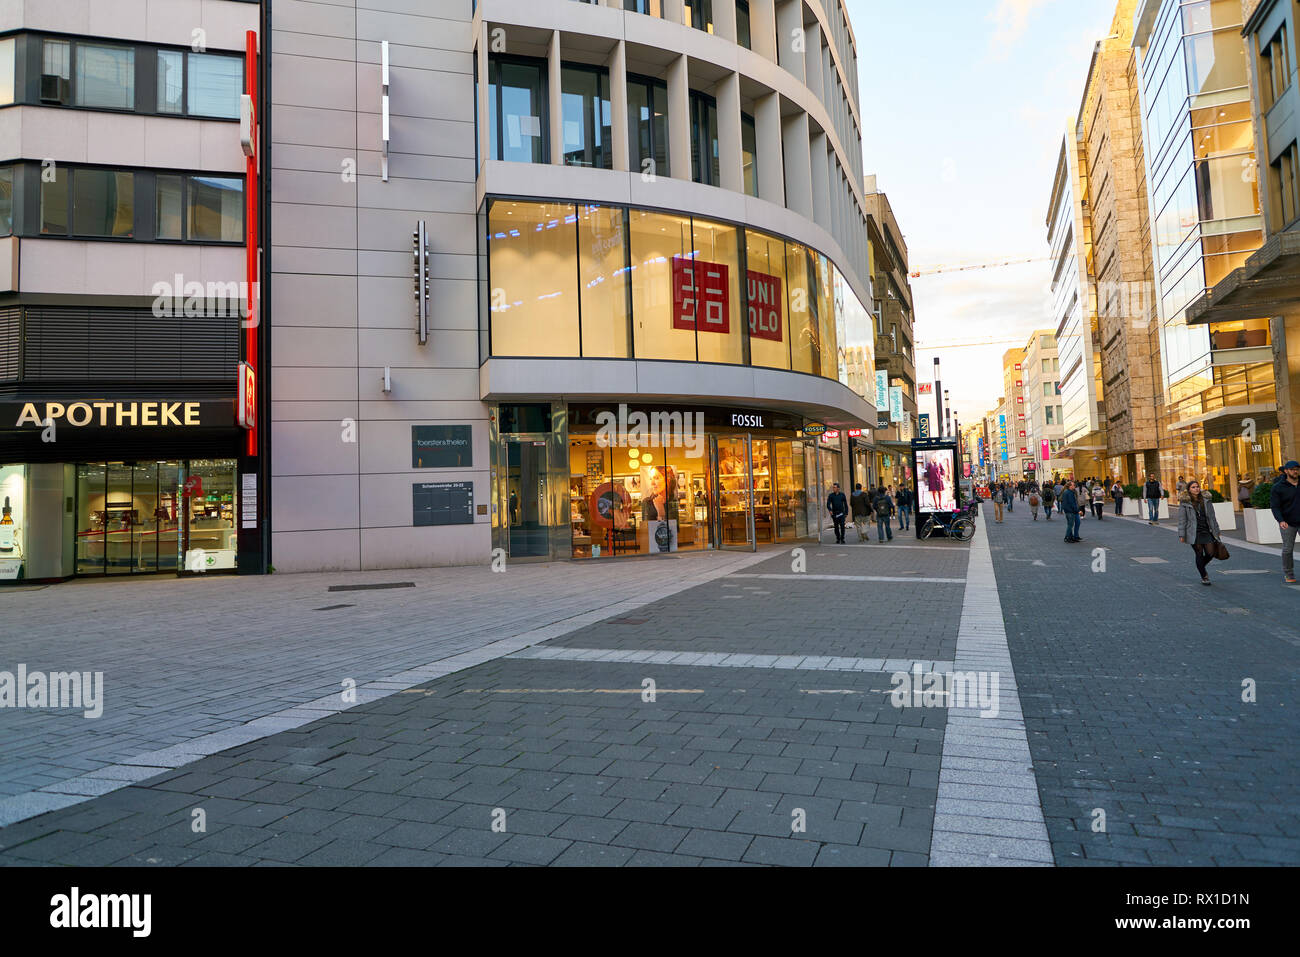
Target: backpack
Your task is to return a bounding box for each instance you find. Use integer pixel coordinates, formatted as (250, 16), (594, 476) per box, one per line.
(874, 496), (891, 517)
(1029, 493), (1039, 506)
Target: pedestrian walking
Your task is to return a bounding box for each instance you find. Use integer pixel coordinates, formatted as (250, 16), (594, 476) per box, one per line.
(896, 485), (913, 530)
(1111, 479), (1124, 515)
(1177, 480), (1222, 586)
(1091, 483), (1105, 520)
(1061, 480), (1083, 543)
(850, 482), (871, 543)
(1176, 475), (1187, 496)
(1270, 460), (1300, 584)
(1005, 481), (1014, 513)
(873, 485), (895, 541)
(1028, 488), (1040, 520)
(827, 483), (848, 544)
(1238, 479), (1252, 513)
(992, 484), (1005, 523)
(1143, 472), (1162, 524)
(1043, 485), (1055, 519)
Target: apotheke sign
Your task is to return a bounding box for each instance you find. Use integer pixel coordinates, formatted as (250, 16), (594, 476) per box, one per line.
(8, 401), (229, 429)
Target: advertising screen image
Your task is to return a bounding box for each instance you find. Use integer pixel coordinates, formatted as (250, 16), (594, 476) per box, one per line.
(915, 448), (956, 513)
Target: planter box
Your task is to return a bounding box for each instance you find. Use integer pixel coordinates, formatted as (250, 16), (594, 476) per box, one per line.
(1243, 507), (1282, 544)
(1123, 498), (1142, 516)
(1211, 501), (1236, 531)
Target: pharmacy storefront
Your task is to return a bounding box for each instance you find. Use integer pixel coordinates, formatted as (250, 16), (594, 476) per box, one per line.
(0, 399), (244, 582)
(491, 403), (854, 561)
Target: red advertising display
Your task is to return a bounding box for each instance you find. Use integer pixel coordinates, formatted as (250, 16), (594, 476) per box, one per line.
(746, 269), (782, 341)
(672, 255), (730, 333)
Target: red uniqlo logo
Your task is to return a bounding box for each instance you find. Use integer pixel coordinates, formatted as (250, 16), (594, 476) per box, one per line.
(672, 255), (730, 333)
(747, 270), (783, 341)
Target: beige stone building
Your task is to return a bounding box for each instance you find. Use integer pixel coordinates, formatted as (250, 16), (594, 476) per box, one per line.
(1078, 0), (1163, 484)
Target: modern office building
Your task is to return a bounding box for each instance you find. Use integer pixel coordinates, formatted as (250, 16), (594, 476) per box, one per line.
(1021, 329), (1071, 480)
(269, 0), (878, 570)
(0, 0), (266, 583)
(1188, 0), (1300, 468)
(1132, 0), (1278, 491)
(864, 176), (917, 490)
(1047, 127), (1109, 478)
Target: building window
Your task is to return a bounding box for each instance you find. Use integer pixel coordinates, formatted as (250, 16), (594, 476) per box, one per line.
(1045, 406), (1056, 425)
(0, 38), (14, 105)
(187, 53), (243, 118)
(736, 1), (752, 49)
(188, 176), (243, 241)
(628, 76), (669, 178)
(39, 166), (69, 235)
(74, 43), (135, 110)
(741, 112), (758, 197)
(684, 0), (714, 33)
(1271, 140), (1300, 228)
(624, 0), (664, 14)
(0, 167), (12, 237)
(41, 38), (71, 102)
(689, 91), (720, 186)
(73, 169), (134, 237)
(157, 50), (184, 114)
(488, 200), (580, 356)
(1260, 23), (1290, 110)
(560, 65), (612, 169)
(488, 56), (547, 164)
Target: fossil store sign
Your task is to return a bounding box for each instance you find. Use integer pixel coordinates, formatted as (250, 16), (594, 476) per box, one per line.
(6, 400), (234, 429)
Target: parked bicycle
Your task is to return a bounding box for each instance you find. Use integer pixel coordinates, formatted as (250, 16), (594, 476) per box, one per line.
(919, 502), (977, 542)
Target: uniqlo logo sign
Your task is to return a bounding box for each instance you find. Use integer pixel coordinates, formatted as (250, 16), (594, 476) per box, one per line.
(746, 269), (783, 341)
(672, 255), (730, 333)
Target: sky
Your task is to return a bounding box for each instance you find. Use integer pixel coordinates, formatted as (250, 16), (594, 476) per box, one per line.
(847, 0), (1118, 429)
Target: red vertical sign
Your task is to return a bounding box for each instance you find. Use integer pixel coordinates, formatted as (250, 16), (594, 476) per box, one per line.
(244, 31), (258, 456)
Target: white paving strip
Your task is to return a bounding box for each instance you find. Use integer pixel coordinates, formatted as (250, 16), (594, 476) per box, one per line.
(729, 573), (966, 584)
(508, 646), (952, 674)
(930, 508), (1054, 867)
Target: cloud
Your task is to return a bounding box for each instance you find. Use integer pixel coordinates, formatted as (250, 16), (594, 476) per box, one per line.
(987, 0), (1052, 61)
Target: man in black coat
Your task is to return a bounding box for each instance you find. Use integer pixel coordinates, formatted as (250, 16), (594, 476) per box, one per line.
(1271, 460), (1300, 584)
(827, 483), (849, 544)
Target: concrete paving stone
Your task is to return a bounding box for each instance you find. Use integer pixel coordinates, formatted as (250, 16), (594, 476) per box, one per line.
(367, 847), (449, 866)
(626, 849), (702, 866)
(814, 844), (891, 867)
(611, 821), (690, 853)
(741, 836), (820, 867)
(551, 842), (637, 866)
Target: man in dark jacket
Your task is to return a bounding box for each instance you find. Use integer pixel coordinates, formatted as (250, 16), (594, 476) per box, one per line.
(849, 483), (871, 543)
(1061, 480), (1083, 543)
(895, 485), (912, 530)
(1143, 473), (1163, 524)
(827, 483), (849, 544)
(1271, 460), (1300, 584)
(872, 485), (895, 542)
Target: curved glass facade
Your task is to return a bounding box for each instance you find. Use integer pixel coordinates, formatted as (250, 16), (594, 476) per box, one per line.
(482, 198), (874, 397)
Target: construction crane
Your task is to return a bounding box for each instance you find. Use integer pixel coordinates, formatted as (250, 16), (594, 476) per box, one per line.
(909, 256), (1049, 278)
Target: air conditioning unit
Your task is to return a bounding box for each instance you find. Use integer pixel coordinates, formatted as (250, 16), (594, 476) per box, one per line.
(40, 74), (71, 104)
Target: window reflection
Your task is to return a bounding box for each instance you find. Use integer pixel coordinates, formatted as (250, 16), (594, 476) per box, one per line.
(489, 200), (580, 356)
(690, 218), (743, 365)
(745, 228), (789, 370)
(628, 208), (696, 361)
(578, 204), (631, 357)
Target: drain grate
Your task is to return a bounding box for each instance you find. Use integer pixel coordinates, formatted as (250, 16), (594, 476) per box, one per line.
(327, 582), (416, 592)
(314, 603), (356, 611)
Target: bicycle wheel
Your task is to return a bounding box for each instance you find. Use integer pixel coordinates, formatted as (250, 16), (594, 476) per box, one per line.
(920, 519), (937, 539)
(952, 518), (976, 542)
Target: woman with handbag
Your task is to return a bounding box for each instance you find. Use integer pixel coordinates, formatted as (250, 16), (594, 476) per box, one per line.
(1177, 480), (1223, 586)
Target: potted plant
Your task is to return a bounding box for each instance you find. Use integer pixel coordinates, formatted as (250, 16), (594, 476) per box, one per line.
(1242, 481), (1282, 544)
(1122, 483), (1144, 516)
(1208, 488), (1236, 531)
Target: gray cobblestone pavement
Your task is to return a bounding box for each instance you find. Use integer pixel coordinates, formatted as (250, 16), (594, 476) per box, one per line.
(0, 536), (968, 866)
(986, 499), (1300, 865)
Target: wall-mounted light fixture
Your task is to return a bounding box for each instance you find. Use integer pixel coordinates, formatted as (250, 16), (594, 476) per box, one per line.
(382, 366), (392, 394)
(381, 41), (390, 182)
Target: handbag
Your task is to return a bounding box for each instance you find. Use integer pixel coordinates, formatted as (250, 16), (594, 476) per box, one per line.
(1213, 540), (1230, 561)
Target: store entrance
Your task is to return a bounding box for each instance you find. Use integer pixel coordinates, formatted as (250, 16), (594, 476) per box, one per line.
(505, 438), (550, 558)
(714, 435), (754, 549)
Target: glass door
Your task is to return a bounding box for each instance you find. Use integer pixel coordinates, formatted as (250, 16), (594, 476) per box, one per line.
(104, 463), (134, 574)
(505, 437), (551, 558)
(714, 434), (754, 549)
